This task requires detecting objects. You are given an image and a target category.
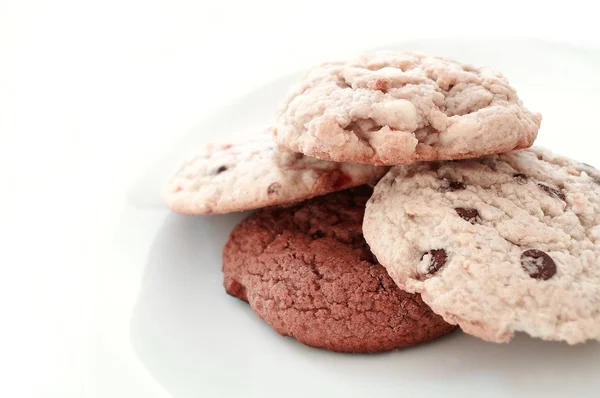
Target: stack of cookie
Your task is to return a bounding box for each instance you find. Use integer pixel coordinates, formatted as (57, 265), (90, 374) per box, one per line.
(165, 52), (600, 352)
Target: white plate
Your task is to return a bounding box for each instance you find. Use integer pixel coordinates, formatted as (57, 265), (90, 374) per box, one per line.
(114, 38), (600, 398)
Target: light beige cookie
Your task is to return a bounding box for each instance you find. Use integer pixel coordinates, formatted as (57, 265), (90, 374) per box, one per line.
(363, 147), (600, 343)
(275, 51), (541, 165)
(164, 128), (387, 214)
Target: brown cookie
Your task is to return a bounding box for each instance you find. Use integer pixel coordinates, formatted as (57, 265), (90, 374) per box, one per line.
(222, 187), (456, 353)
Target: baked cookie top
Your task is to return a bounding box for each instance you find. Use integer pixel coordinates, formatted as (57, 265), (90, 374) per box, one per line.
(164, 129), (386, 214)
(223, 187), (455, 353)
(363, 147), (600, 343)
(275, 51), (541, 165)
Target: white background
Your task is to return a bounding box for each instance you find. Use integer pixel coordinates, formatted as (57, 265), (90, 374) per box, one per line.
(1, 1), (599, 397)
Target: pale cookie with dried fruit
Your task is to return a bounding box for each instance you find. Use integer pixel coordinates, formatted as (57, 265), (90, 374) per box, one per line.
(164, 128), (387, 214)
(363, 147), (600, 343)
(275, 51), (541, 165)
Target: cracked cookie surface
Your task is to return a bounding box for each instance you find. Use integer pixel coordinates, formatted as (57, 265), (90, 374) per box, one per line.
(223, 187), (456, 352)
(363, 147), (600, 343)
(275, 51), (541, 165)
(164, 128), (387, 214)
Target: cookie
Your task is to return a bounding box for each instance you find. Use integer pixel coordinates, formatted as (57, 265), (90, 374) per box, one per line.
(164, 129), (387, 214)
(222, 187), (456, 353)
(275, 51), (541, 165)
(363, 147), (600, 344)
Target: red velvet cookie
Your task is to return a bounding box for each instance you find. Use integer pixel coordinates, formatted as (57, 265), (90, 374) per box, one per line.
(222, 187), (456, 353)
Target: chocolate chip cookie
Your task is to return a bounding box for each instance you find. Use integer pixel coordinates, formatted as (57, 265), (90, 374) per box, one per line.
(275, 51), (541, 165)
(223, 187), (456, 353)
(363, 147), (600, 343)
(164, 128), (387, 214)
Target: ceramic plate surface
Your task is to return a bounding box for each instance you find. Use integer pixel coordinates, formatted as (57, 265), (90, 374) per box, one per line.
(114, 38), (600, 398)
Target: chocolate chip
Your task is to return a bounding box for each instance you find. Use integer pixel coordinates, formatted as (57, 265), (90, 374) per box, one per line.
(538, 183), (566, 201)
(521, 249), (557, 280)
(215, 165), (228, 174)
(267, 182), (281, 195)
(449, 181), (466, 191)
(455, 207), (479, 223)
(442, 180), (466, 192)
(422, 249), (447, 274)
(513, 173), (528, 184)
(311, 231), (325, 240)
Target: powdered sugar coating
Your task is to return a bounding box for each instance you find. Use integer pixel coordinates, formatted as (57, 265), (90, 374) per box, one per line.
(275, 51), (541, 165)
(164, 129), (387, 214)
(363, 147), (600, 343)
